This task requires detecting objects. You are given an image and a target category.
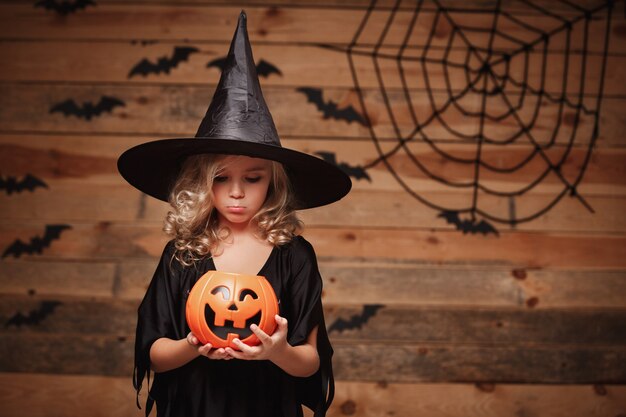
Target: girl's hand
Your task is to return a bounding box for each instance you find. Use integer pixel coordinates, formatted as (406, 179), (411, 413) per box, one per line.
(225, 315), (288, 361)
(187, 332), (233, 360)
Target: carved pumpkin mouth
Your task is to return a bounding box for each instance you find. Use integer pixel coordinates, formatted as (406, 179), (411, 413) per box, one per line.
(204, 304), (262, 341)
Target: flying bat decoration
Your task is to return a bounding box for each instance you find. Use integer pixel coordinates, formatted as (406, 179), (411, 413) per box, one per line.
(297, 87), (369, 126)
(34, 0), (96, 16)
(5, 301), (63, 328)
(207, 57), (282, 78)
(2, 224), (72, 259)
(438, 211), (499, 237)
(49, 96), (125, 121)
(315, 151), (371, 182)
(328, 304), (385, 334)
(128, 46), (200, 78)
(0, 174), (48, 195)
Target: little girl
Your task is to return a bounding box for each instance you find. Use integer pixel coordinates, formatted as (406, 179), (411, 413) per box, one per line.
(117, 10), (351, 417)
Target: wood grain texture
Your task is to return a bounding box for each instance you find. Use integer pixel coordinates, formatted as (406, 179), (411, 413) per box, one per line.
(0, 40), (622, 96)
(1, 3), (620, 54)
(2, 295), (625, 345)
(1, 84), (623, 147)
(1, 333), (624, 382)
(2, 223), (626, 268)
(3, 259), (626, 309)
(1, 373), (624, 417)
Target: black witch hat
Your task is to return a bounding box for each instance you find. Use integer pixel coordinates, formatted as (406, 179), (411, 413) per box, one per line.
(118, 11), (351, 209)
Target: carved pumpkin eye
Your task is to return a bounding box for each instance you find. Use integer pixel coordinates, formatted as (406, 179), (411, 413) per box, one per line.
(211, 285), (230, 300)
(239, 289), (258, 301)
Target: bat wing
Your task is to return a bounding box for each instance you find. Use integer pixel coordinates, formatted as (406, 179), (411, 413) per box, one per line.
(50, 100), (81, 117)
(296, 87), (325, 110)
(332, 103), (368, 126)
(438, 210), (461, 227)
(170, 46), (199, 68)
(314, 151), (338, 165)
(2, 240), (29, 259)
(329, 304), (384, 333)
(5, 312), (28, 328)
(207, 56), (228, 71)
(256, 59), (282, 78)
(30, 301), (62, 325)
(341, 164), (371, 181)
(75, 0), (96, 11)
(128, 59), (160, 78)
(474, 220), (500, 237)
(21, 174), (48, 192)
(94, 96), (125, 115)
(42, 224), (72, 246)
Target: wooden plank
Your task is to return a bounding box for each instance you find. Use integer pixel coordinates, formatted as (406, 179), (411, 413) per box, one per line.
(0, 4), (619, 54)
(333, 343), (626, 383)
(1, 372), (624, 417)
(1, 182), (625, 233)
(2, 295), (625, 345)
(2, 259), (626, 309)
(2, 223), (626, 268)
(329, 380), (626, 417)
(319, 265), (626, 309)
(0, 40), (622, 96)
(0, 84), (623, 147)
(0, 333), (624, 382)
(81, 0), (623, 12)
(0, 373), (143, 417)
(325, 306), (626, 345)
(0, 260), (116, 298)
(2, 134), (624, 195)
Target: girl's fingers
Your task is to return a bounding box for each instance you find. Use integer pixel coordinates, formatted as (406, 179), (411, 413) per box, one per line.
(232, 338), (256, 355)
(250, 324), (271, 344)
(224, 346), (245, 360)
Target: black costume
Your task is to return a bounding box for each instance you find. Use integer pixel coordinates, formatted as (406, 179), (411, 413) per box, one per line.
(134, 236), (334, 417)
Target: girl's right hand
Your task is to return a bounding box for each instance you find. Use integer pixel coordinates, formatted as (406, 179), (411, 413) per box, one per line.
(187, 332), (233, 360)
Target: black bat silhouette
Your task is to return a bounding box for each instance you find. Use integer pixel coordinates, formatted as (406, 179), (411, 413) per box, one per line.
(315, 151), (371, 182)
(128, 46), (200, 78)
(328, 304), (385, 333)
(5, 301), (62, 328)
(0, 174), (48, 195)
(34, 0), (96, 15)
(207, 57), (282, 78)
(297, 87), (368, 126)
(49, 96), (125, 121)
(2, 224), (72, 259)
(438, 210), (500, 236)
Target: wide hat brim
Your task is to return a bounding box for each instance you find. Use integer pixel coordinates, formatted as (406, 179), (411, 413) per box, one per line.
(117, 137), (352, 210)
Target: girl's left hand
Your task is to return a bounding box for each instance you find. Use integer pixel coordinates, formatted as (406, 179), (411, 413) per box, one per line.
(225, 314), (288, 361)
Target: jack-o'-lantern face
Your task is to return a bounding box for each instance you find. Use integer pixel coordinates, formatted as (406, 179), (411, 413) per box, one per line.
(186, 271), (279, 349)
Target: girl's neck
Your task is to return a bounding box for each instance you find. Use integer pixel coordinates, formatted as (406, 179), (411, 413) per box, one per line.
(218, 218), (259, 242)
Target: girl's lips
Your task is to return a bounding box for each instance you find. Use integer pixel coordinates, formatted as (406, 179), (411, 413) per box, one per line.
(226, 206), (246, 213)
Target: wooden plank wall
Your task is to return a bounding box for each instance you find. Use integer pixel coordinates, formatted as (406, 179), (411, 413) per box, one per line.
(1, 0), (625, 416)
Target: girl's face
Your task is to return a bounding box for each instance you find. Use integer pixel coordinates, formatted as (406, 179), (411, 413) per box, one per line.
(211, 156), (272, 228)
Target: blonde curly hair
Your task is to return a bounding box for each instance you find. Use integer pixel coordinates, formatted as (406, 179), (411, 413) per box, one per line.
(163, 153), (302, 266)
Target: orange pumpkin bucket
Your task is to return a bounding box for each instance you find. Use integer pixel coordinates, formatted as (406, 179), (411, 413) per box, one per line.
(186, 271), (279, 349)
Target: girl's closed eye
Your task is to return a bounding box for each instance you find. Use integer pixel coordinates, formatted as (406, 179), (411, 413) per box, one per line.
(214, 175), (228, 183)
(246, 176), (262, 183)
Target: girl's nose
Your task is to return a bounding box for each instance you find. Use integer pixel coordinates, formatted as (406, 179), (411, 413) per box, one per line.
(229, 181), (244, 198)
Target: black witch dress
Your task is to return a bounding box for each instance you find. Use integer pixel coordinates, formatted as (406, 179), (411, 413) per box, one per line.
(133, 236), (334, 417)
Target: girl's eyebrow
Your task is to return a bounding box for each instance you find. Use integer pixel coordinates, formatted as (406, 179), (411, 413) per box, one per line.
(245, 166), (268, 172)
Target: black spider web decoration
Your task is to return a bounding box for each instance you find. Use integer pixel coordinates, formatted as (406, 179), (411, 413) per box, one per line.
(331, 0), (614, 234)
